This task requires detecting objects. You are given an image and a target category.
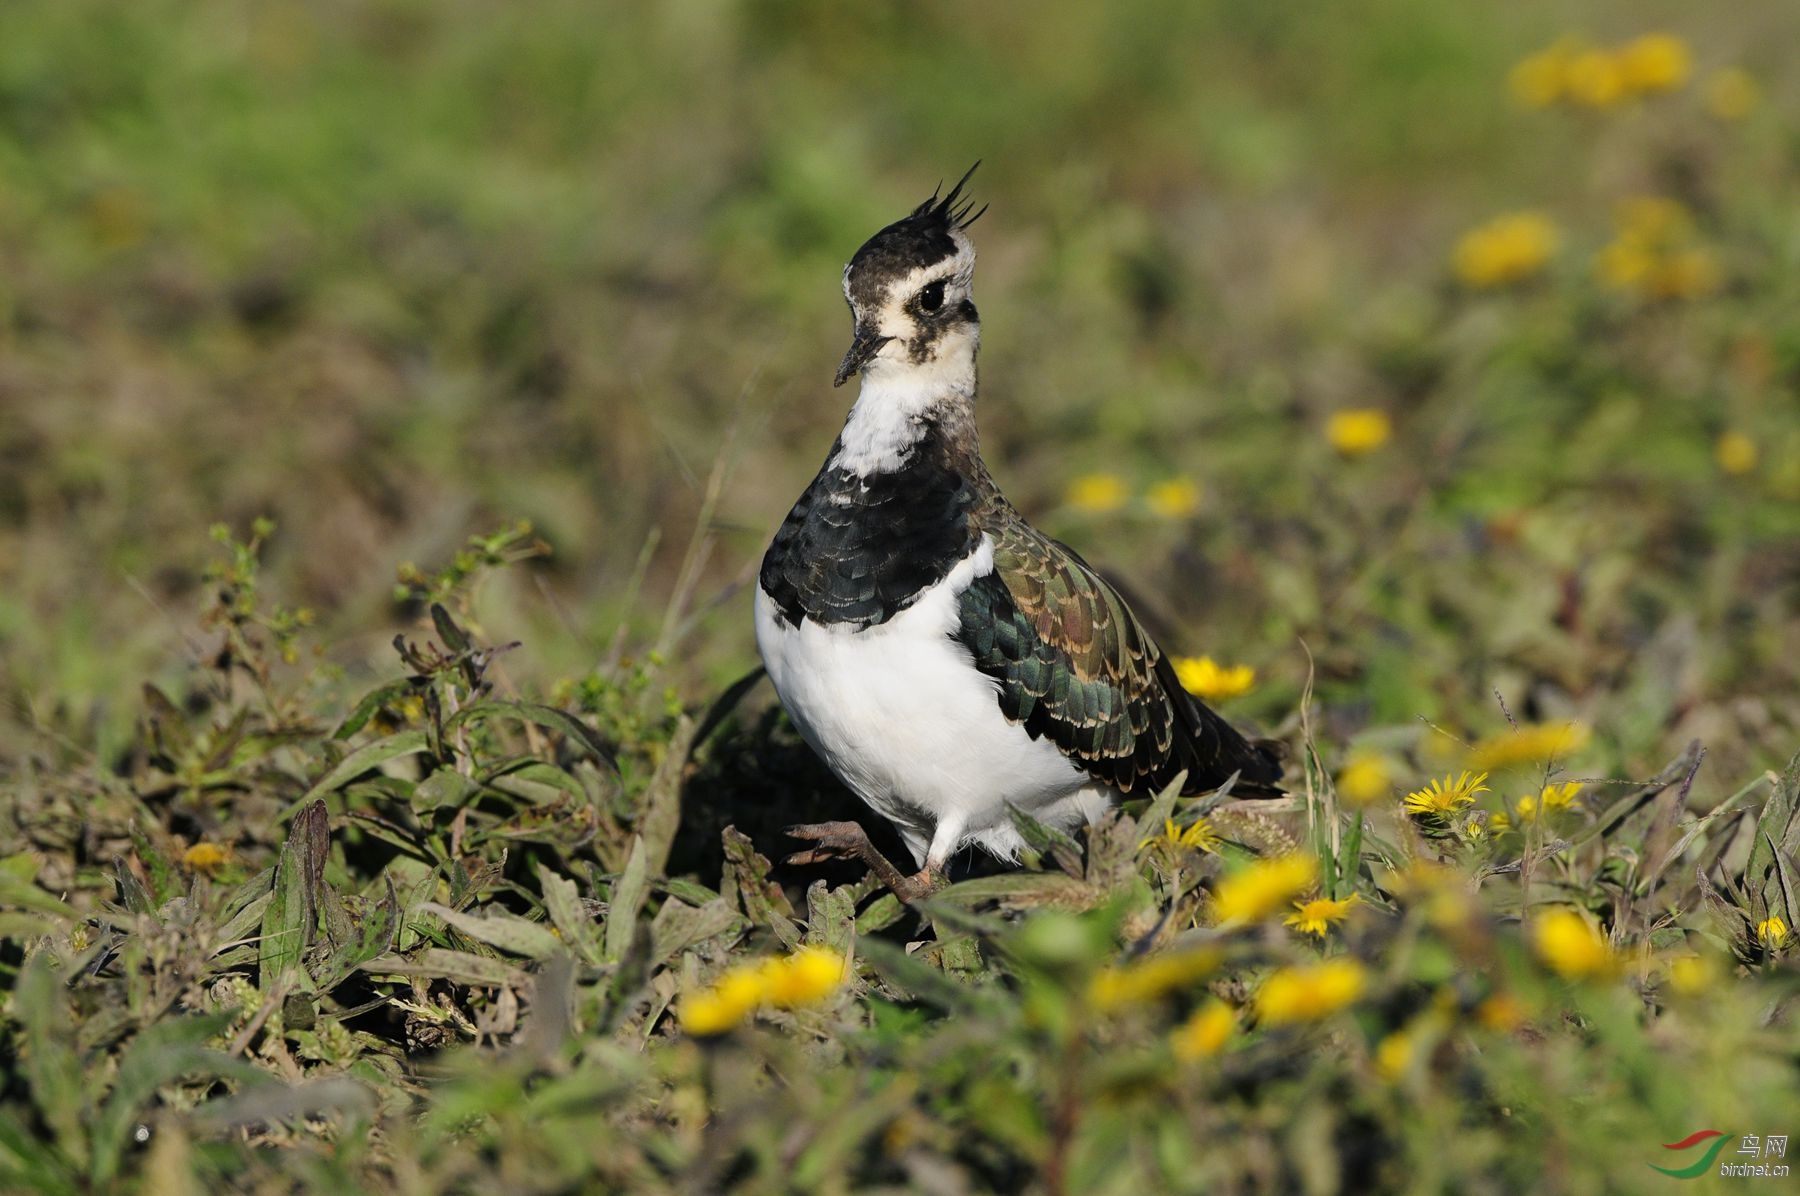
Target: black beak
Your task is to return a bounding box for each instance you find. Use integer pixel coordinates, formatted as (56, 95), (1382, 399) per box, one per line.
(833, 326), (893, 387)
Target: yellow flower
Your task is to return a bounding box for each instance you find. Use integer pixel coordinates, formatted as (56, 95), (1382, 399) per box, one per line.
(1538, 781), (1581, 810)
(1284, 895), (1357, 937)
(1706, 68), (1759, 121)
(1375, 1027), (1417, 1081)
(1089, 947), (1223, 1010)
(1509, 38), (1583, 108)
(1533, 909), (1615, 980)
(1212, 855), (1317, 926)
(1403, 771), (1490, 818)
(1716, 431), (1759, 476)
(1501, 782), (1581, 830)
(759, 946), (849, 1008)
(1146, 477), (1202, 519)
(1563, 48), (1628, 107)
(679, 968), (768, 1037)
(1666, 954), (1718, 997)
(1466, 722), (1589, 770)
(1616, 33), (1691, 95)
(1475, 992), (1526, 1032)
(1645, 249), (1722, 300)
(1171, 656), (1255, 702)
(1171, 1000), (1236, 1061)
(1255, 958), (1367, 1026)
(1139, 816), (1221, 855)
(1597, 198), (1722, 302)
(1336, 753), (1391, 807)
(1756, 915), (1788, 948)
(182, 842), (232, 876)
(1066, 473), (1129, 513)
(678, 947), (848, 1036)
(1615, 195), (1693, 245)
(1452, 212), (1558, 289)
(1325, 409), (1392, 457)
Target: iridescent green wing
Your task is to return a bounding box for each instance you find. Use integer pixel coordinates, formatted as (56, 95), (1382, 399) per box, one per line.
(955, 524), (1281, 795)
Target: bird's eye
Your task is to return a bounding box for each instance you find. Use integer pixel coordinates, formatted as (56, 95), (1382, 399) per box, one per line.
(918, 280), (946, 312)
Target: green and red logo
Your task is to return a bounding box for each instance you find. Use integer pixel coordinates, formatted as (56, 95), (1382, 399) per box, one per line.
(1651, 1130), (1734, 1179)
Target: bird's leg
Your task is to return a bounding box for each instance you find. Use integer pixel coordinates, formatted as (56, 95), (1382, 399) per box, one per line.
(785, 821), (940, 903)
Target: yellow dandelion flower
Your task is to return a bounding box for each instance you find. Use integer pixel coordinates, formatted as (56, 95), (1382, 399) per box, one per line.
(1615, 196), (1693, 245)
(1533, 909), (1615, 980)
(1476, 992), (1526, 1032)
(1284, 895), (1357, 937)
(1595, 238), (1655, 293)
(1088, 947), (1223, 1011)
(1066, 473), (1129, 513)
(759, 946), (849, 1008)
(1706, 68), (1759, 121)
(1509, 38), (1583, 108)
(1171, 656), (1255, 702)
(1616, 33), (1691, 95)
(1336, 753), (1392, 808)
(1716, 430), (1759, 476)
(1146, 477), (1202, 519)
(1171, 1000), (1236, 1061)
(1375, 1027), (1417, 1081)
(1138, 816), (1221, 855)
(1666, 953), (1718, 997)
(1756, 915), (1788, 947)
(1213, 855), (1317, 926)
(1538, 781), (1581, 810)
(1255, 958), (1367, 1026)
(1563, 48), (1628, 107)
(679, 967), (768, 1037)
(182, 842), (233, 876)
(678, 947), (848, 1036)
(1325, 408), (1392, 457)
(1403, 771), (1490, 818)
(1452, 212), (1559, 289)
(1466, 722), (1589, 771)
(1647, 248), (1722, 300)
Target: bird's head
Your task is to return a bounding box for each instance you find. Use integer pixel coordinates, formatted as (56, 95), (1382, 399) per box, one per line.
(834, 164), (986, 388)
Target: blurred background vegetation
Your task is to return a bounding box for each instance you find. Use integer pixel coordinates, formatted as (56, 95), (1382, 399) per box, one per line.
(3, 2), (1800, 1191)
(4, 0), (1795, 782)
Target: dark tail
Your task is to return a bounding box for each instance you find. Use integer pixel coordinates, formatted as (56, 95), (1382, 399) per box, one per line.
(1154, 654), (1287, 797)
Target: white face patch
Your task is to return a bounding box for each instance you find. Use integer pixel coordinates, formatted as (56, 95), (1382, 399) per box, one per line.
(831, 229), (980, 476)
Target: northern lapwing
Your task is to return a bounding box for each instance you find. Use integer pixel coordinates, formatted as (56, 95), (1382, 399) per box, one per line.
(755, 166), (1282, 901)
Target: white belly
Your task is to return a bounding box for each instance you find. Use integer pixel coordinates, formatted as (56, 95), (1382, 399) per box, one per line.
(753, 538), (1117, 867)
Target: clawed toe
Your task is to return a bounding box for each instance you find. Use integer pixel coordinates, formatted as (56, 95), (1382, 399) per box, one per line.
(782, 821), (935, 902)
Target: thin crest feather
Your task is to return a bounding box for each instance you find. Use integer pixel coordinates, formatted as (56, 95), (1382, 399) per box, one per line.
(910, 162), (987, 232)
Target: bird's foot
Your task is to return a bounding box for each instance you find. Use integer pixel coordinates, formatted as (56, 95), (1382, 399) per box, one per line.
(784, 821), (939, 903)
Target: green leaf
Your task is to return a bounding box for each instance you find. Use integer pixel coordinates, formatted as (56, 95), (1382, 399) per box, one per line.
(90, 1015), (263, 1185)
(14, 955), (88, 1171)
(638, 714), (692, 876)
(417, 903), (565, 960)
(414, 768), (480, 811)
(313, 876), (401, 990)
(282, 731), (430, 820)
(361, 948), (526, 988)
(259, 801), (330, 989)
(333, 680), (417, 739)
(442, 700), (615, 767)
(604, 837), (649, 965)
(538, 865), (599, 965)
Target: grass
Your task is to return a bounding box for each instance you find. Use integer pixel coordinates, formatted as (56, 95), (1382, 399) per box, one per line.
(3, 1), (1800, 1192)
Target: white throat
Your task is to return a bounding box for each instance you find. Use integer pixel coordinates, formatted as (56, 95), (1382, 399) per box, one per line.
(830, 344), (977, 477)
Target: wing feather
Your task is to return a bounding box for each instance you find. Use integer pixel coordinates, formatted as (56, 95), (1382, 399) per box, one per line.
(956, 524), (1283, 795)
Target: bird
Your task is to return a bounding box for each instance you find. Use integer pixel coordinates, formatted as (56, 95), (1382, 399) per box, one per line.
(754, 165), (1282, 901)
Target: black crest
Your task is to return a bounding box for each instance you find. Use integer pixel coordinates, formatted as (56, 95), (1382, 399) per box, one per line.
(845, 163), (987, 307)
(909, 162), (988, 235)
